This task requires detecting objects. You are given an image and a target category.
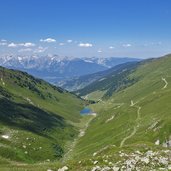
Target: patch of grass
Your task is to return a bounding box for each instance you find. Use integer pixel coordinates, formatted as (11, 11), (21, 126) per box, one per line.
(0, 66), (84, 164)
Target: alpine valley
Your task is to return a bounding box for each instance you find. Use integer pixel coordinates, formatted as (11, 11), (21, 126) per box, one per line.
(1, 0), (170, 170)
(0, 54), (171, 171)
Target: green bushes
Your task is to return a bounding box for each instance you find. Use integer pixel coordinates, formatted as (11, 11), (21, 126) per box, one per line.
(53, 144), (64, 159)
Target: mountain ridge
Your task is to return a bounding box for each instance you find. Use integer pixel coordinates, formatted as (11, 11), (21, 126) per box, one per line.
(0, 55), (140, 84)
(0, 66), (84, 164)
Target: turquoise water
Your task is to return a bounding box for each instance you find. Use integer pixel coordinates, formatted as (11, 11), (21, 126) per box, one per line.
(80, 107), (92, 115)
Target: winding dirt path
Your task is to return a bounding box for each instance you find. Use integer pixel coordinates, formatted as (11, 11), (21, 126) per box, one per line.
(120, 106), (141, 147)
(105, 115), (115, 123)
(119, 76), (168, 148)
(162, 77), (168, 89)
(130, 100), (139, 107)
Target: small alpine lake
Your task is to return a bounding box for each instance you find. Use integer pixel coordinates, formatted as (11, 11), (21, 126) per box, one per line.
(80, 107), (93, 115)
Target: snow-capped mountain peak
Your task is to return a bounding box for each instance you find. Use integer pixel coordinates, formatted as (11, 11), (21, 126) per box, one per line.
(0, 54), (140, 83)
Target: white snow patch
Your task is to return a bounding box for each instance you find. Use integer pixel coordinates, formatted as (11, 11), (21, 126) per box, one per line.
(84, 59), (94, 63)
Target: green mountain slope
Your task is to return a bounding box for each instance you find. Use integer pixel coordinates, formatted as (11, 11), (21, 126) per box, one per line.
(59, 61), (139, 92)
(76, 61), (140, 100)
(68, 54), (171, 170)
(0, 66), (84, 164)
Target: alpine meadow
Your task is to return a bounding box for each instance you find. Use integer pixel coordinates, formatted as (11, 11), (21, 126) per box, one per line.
(0, 0), (171, 171)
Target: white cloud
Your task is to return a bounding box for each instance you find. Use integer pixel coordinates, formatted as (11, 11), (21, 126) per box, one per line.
(40, 38), (56, 43)
(59, 43), (65, 46)
(8, 43), (18, 47)
(8, 42), (35, 48)
(18, 48), (32, 52)
(34, 46), (48, 53)
(0, 42), (7, 46)
(144, 42), (162, 46)
(98, 49), (102, 53)
(122, 43), (132, 47)
(150, 41), (162, 46)
(1, 39), (7, 42)
(67, 40), (73, 43)
(23, 42), (35, 47)
(109, 46), (114, 49)
(78, 43), (93, 47)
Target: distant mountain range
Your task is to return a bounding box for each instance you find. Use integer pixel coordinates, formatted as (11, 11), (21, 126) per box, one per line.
(0, 55), (140, 85)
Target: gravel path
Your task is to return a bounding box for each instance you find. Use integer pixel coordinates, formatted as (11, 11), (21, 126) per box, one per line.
(162, 77), (168, 89)
(120, 106), (141, 147)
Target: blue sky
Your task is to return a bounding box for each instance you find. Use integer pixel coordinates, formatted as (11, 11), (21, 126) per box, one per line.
(0, 0), (171, 58)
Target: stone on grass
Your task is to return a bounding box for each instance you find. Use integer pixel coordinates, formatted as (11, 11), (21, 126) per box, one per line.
(112, 166), (120, 171)
(91, 166), (101, 171)
(58, 166), (69, 171)
(93, 160), (98, 165)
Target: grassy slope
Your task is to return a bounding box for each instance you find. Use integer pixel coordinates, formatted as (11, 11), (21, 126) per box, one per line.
(60, 59), (140, 92)
(58, 64), (123, 92)
(0, 66), (84, 164)
(1, 55), (171, 170)
(76, 61), (139, 99)
(72, 55), (171, 159)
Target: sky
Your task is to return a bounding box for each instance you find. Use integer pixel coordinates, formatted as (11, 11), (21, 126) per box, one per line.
(0, 0), (171, 58)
